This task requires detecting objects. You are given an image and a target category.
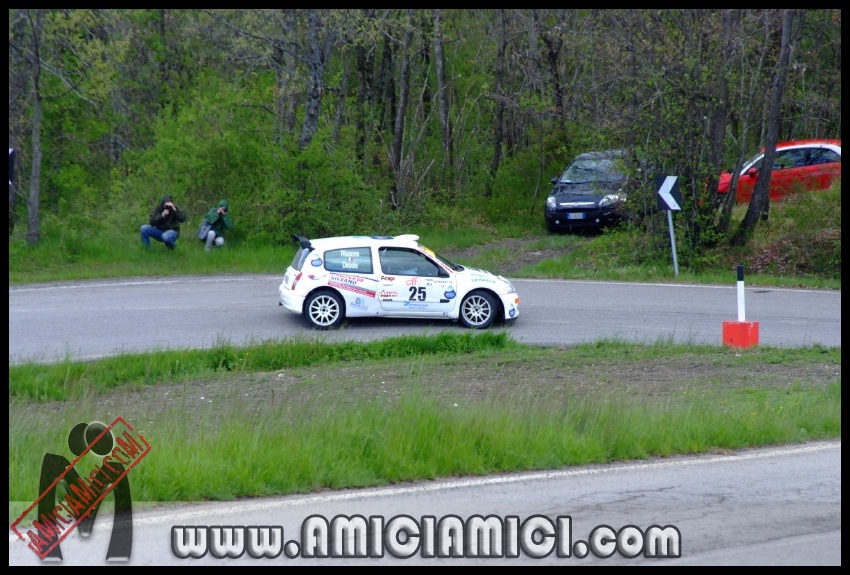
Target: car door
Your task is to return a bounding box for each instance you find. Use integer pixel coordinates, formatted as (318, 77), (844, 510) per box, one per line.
(806, 147), (841, 191)
(736, 157), (761, 202)
(321, 246), (381, 316)
(377, 247), (456, 315)
(769, 148), (808, 200)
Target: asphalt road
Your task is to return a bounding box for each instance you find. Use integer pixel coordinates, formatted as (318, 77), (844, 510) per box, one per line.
(8, 441), (841, 565)
(8, 275), (842, 363)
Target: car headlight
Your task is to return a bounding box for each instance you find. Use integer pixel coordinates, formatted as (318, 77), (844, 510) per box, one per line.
(546, 196), (557, 210)
(598, 194), (624, 208)
(498, 276), (516, 294)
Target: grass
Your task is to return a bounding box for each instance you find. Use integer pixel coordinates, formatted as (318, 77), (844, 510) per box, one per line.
(8, 184), (840, 287)
(13, 332), (840, 403)
(9, 331), (516, 402)
(521, 250), (842, 289)
(9, 379), (840, 504)
(8, 234), (296, 284)
(8, 335), (841, 505)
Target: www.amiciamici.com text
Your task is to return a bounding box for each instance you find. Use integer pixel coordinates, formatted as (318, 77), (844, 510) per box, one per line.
(172, 515), (681, 560)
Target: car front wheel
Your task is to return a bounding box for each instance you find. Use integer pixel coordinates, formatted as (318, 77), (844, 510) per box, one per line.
(459, 291), (497, 329)
(304, 290), (344, 329)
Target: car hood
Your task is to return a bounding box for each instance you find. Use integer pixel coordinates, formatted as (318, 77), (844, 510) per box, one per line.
(552, 186), (619, 204)
(456, 266), (514, 291)
(717, 171), (734, 193)
(552, 182), (621, 203)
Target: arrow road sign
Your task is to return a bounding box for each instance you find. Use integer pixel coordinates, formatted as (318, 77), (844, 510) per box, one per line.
(656, 175), (682, 211)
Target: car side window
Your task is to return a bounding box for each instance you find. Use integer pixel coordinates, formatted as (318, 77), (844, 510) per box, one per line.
(291, 247), (311, 271)
(323, 247), (373, 274)
(808, 149), (840, 166)
(773, 149), (807, 169)
(379, 248), (440, 277)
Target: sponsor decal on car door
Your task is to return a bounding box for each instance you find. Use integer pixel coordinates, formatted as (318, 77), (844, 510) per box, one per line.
(377, 248), (456, 315)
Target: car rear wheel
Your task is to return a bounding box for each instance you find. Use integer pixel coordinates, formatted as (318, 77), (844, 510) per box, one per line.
(304, 290), (344, 329)
(459, 291), (497, 329)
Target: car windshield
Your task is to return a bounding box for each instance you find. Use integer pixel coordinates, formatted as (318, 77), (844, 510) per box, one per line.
(420, 243), (464, 272)
(741, 151), (764, 172)
(559, 158), (625, 184)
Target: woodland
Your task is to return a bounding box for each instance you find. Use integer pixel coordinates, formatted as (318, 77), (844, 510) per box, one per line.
(8, 9), (842, 265)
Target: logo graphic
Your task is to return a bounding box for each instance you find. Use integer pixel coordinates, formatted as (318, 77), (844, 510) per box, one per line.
(349, 298), (368, 311)
(444, 289), (456, 300)
(509, 304), (516, 318)
(403, 301), (428, 309)
(328, 276), (375, 297)
(11, 417), (151, 561)
(311, 257), (322, 267)
(381, 276), (395, 282)
(405, 278), (419, 286)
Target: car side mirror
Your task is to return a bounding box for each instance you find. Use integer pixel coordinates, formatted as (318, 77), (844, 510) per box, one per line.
(746, 167), (758, 178)
(550, 177), (559, 185)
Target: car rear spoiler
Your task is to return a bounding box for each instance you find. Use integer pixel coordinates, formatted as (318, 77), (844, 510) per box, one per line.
(292, 234), (312, 250)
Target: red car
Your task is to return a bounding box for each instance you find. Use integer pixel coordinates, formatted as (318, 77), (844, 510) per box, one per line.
(717, 139), (841, 203)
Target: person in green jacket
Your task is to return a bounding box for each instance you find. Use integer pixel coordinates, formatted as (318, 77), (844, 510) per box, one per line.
(201, 199), (233, 251)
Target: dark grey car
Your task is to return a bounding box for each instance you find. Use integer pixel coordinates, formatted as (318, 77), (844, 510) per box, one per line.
(544, 149), (630, 232)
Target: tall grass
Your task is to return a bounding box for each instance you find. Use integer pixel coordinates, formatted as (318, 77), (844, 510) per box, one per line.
(521, 182), (842, 287)
(9, 381), (840, 503)
(8, 230), (296, 284)
(9, 331), (516, 402)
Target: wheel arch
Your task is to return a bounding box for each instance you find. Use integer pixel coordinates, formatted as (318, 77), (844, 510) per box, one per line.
(460, 287), (505, 325)
(302, 285), (346, 315)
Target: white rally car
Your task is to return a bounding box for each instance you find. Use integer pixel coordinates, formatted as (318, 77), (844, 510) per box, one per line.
(279, 234), (520, 329)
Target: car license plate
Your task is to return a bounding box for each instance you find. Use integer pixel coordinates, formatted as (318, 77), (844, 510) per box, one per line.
(567, 213), (585, 220)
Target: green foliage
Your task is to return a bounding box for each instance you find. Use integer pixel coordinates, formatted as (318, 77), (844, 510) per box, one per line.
(8, 10), (841, 285)
(520, 182), (841, 286)
(9, 331), (515, 402)
(113, 77), (385, 244)
(730, 183), (841, 279)
(10, 371), (841, 501)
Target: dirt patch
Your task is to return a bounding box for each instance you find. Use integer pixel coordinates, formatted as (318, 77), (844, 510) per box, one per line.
(442, 235), (585, 275)
(16, 349), (840, 431)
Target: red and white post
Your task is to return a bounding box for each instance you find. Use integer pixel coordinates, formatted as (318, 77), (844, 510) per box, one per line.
(722, 265), (759, 348)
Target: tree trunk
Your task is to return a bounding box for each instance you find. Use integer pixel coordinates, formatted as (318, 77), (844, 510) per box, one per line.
(25, 10), (43, 245)
(486, 9), (507, 197)
(332, 51), (350, 147)
(27, 88), (42, 245)
(731, 9), (795, 247)
(716, 10), (743, 236)
(273, 44), (287, 145)
(9, 148), (18, 236)
(354, 14), (375, 162)
(376, 34), (395, 135)
(299, 10), (331, 150)
(541, 13), (565, 121)
(433, 9), (453, 169)
(391, 9), (415, 200)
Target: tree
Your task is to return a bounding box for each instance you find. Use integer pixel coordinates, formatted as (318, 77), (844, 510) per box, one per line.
(9, 9), (107, 244)
(731, 10), (798, 246)
(299, 10), (336, 150)
(486, 9), (507, 197)
(432, 9), (453, 169)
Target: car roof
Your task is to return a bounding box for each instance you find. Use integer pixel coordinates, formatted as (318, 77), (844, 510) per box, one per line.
(295, 234), (421, 251)
(758, 139), (841, 154)
(776, 139), (840, 148)
(573, 149), (626, 161)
